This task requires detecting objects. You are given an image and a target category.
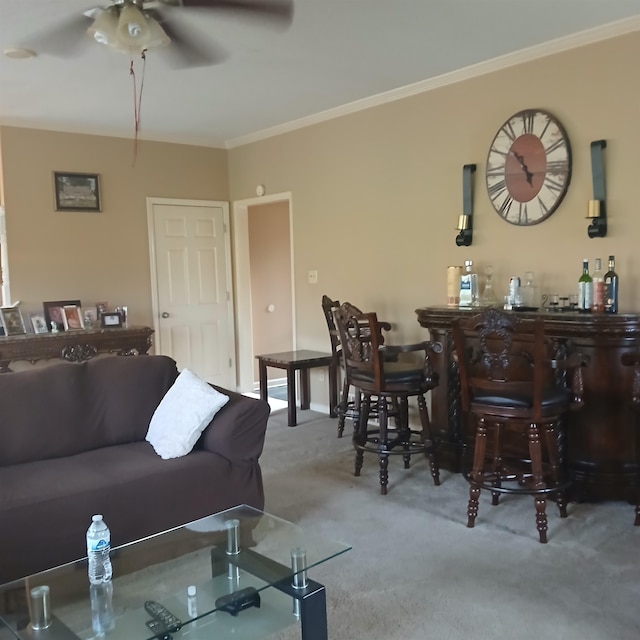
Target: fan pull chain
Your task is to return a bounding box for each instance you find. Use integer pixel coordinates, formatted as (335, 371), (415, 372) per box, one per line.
(129, 50), (147, 166)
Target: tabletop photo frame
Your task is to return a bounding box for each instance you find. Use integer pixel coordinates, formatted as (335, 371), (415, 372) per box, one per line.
(62, 305), (85, 331)
(53, 172), (101, 212)
(0, 306), (27, 336)
(43, 300), (81, 332)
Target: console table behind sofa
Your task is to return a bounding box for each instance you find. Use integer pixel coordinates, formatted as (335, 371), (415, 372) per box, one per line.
(0, 326), (154, 372)
(415, 306), (640, 503)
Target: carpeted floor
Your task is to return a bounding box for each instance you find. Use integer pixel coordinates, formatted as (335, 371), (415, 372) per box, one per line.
(259, 407), (640, 640)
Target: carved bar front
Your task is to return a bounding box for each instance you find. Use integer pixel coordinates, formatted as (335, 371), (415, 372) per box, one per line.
(415, 306), (640, 502)
(0, 326), (154, 372)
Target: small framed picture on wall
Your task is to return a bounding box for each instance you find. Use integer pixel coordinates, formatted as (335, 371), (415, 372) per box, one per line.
(53, 172), (101, 212)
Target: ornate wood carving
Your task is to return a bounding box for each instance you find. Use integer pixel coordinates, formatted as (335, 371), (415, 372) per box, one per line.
(0, 326), (154, 372)
(62, 344), (99, 363)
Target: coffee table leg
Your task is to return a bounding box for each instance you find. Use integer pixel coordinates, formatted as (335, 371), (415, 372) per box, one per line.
(287, 365), (297, 426)
(258, 360), (268, 402)
(299, 582), (328, 640)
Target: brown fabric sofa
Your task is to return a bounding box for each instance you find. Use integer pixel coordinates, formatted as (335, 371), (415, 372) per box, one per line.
(0, 355), (270, 584)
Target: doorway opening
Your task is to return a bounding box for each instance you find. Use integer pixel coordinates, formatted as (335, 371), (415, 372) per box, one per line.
(231, 192), (295, 395)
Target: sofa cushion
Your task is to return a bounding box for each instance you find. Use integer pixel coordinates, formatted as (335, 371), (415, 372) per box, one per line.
(84, 355), (179, 446)
(0, 441), (265, 582)
(0, 355), (179, 466)
(146, 369), (230, 459)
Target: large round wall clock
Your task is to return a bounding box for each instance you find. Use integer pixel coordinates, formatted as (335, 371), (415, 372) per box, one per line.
(485, 108), (572, 226)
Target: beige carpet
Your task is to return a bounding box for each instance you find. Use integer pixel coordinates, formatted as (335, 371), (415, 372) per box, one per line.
(260, 407), (640, 640)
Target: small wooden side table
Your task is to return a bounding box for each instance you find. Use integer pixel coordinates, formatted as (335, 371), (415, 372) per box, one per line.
(256, 350), (338, 426)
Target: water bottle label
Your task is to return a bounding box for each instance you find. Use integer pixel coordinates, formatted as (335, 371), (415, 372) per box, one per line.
(89, 539), (110, 552)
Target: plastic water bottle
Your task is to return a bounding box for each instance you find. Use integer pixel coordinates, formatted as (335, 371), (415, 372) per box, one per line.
(90, 582), (115, 634)
(86, 514), (112, 585)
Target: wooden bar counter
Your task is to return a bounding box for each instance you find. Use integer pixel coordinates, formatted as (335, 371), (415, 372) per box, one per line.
(0, 325), (154, 372)
(415, 306), (640, 502)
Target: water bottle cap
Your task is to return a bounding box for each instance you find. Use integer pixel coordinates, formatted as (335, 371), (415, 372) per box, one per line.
(187, 585), (196, 597)
(92, 515), (103, 522)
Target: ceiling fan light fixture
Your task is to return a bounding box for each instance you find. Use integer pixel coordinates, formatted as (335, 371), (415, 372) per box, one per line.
(144, 16), (170, 50)
(116, 3), (152, 52)
(87, 7), (119, 47)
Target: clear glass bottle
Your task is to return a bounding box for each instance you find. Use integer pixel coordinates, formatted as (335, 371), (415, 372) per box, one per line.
(459, 260), (478, 307)
(479, 265), (499, 307)
(591, 258), (605, 312)
(604, 255), (619, 314)
(520, 271), (538, 308)
(577, 259), (593, 312)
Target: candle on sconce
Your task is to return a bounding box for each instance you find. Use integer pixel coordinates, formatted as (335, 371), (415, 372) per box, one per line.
(587, 199), (602, 219)
(456, 214), (470, 230)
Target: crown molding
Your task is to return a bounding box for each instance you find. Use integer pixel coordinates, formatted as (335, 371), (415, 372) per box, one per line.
(226, 16), (640, 150)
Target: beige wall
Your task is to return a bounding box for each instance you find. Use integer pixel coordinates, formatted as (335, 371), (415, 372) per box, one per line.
(0, 31), (638, 403)
(0, 128), (228, 329)
(227, 31), (640, 405)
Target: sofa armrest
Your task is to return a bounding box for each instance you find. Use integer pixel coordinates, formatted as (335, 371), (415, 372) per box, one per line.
(198, 387), (270, 461)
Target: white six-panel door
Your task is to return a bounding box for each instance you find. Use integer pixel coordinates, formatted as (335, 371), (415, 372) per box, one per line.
(147, 198), (236, 388)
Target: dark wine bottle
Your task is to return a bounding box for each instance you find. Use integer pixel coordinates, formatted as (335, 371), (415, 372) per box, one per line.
(604, 255), (619, 314)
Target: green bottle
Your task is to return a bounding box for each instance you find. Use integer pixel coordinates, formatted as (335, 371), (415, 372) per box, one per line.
(577, 259), (593, 311)
(604, 255), (619, 313)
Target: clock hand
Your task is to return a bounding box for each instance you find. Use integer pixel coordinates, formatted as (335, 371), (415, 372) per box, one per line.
(509, 150), (534, 186)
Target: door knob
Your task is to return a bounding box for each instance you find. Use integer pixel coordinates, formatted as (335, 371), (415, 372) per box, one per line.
(161, 312), (171, 318)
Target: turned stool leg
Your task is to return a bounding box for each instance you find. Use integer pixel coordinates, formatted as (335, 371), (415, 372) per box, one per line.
(378, 397), (390, 495)
(417, 393), (440, 486)
(337, 376), (350, 438)
(528, 423), (548, 544)
(353, 394), (369, 477)
(543, 423), (568, 518)
(467, 418), (488, 528)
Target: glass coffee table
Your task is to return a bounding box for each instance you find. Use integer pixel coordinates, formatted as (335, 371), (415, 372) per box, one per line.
(0, 505), (351, 640)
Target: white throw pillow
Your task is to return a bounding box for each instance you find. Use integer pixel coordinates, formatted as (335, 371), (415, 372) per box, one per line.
(146, 368), (230, 460)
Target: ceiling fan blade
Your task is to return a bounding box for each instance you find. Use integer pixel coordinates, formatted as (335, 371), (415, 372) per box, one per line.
(25, 14), (94, 57)
(153, 13), (228, 68)
(174, 0), (293, 24)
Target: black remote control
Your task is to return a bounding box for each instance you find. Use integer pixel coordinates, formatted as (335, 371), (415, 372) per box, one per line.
(215, 586), (261, 617)
(145, 618), (172, 640)
(144, 600), (182, 632)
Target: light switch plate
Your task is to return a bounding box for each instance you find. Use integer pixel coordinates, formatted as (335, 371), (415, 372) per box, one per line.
(308, 270), (318, 284)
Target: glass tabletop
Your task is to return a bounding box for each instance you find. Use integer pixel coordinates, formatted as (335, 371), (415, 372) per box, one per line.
(0, 505), (351, 640)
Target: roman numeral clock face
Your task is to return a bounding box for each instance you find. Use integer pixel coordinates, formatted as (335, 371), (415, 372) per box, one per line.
(486, 109), (572, 225)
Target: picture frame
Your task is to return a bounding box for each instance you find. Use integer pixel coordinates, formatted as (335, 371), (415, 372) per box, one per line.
(30, 313), (49, 334)
(43, 300), (81, 332)
(0, 306), (27, 336)
(101, 312), (122, 328)
(83, 307), (98, 329)
(53, 172), (101, 212)
(62, 305), (85, 331)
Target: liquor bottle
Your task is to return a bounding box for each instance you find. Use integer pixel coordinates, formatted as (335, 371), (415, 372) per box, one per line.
(591, 258), (605, 312)
(577, 259), (593, 312)
(479, 265), (499, 307)
(604, 255), (619, 314)
(459, 260), (478, 307)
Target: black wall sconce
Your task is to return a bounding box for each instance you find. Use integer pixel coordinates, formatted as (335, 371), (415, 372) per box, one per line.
(455, 163), (476, 246)
(587, 139), (607, 238)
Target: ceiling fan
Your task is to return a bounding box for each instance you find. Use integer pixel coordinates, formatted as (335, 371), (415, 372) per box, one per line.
(27, 0), (294, 68)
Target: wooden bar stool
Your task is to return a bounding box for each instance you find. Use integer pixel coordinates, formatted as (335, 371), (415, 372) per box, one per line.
(334, 302), (442, 495)
(452, 309), (588, 543)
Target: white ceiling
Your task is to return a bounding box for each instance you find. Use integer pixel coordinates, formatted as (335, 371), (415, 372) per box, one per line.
(1, 1), (639, 148)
